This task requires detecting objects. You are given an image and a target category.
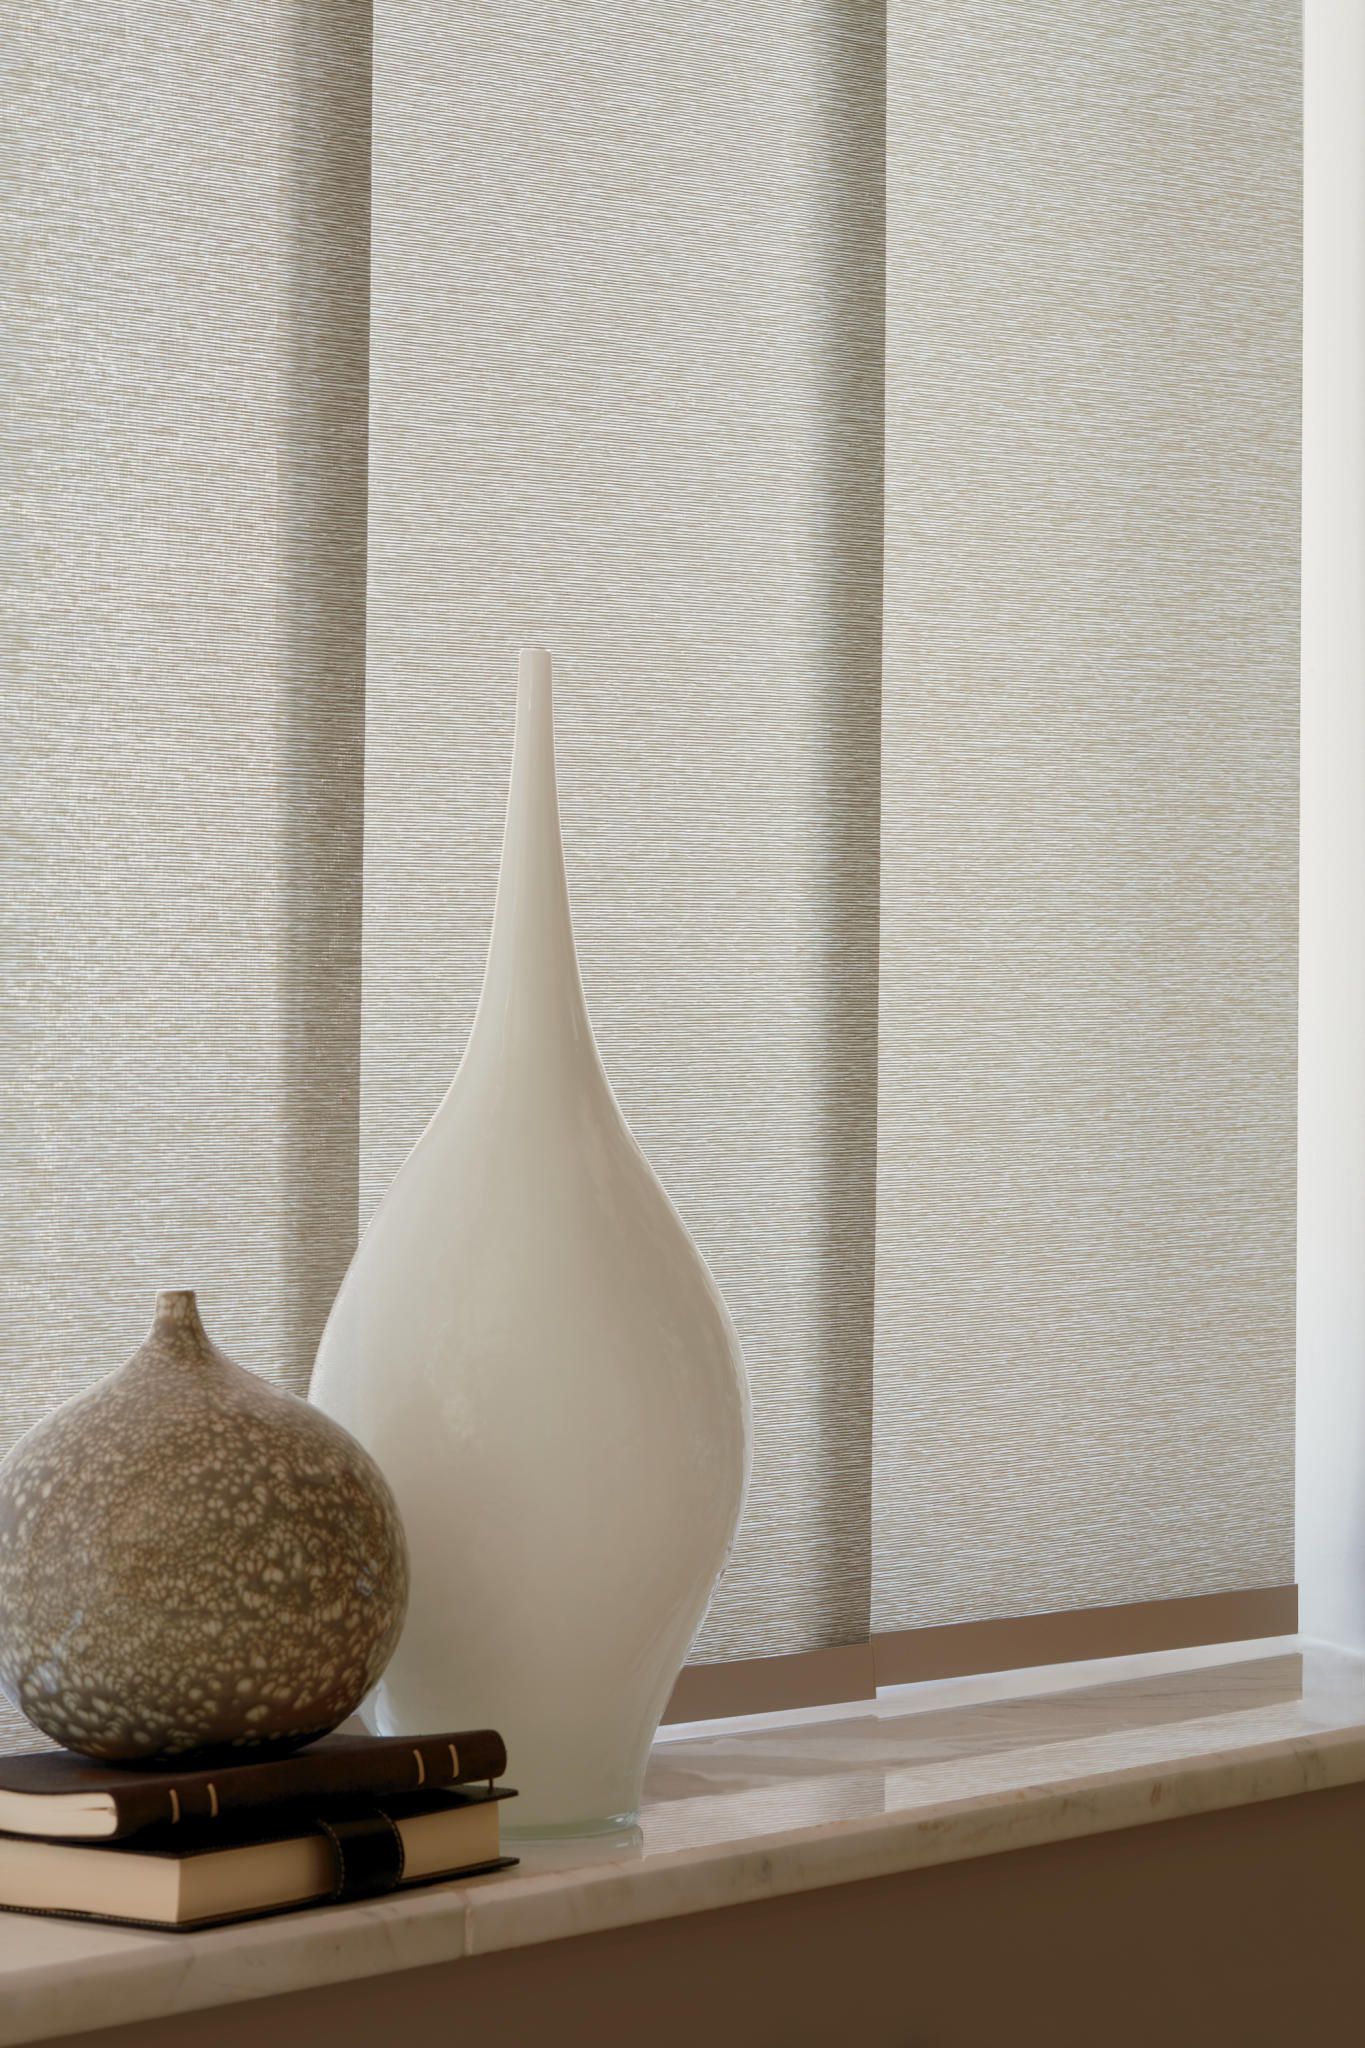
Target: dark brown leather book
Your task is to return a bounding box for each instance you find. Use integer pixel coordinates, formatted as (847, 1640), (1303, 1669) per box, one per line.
(0, 1787), (517, 1930)
(0, 1729), (507, 1841)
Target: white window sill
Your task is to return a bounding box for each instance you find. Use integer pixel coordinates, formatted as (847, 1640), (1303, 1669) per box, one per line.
(2, 1635), (1362, 2047)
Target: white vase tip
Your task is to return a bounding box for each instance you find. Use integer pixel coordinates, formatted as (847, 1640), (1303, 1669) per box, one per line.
(518, 646), (552, 689)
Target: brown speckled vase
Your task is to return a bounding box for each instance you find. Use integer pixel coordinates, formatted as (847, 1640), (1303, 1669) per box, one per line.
(0, 1291), (409, 1763)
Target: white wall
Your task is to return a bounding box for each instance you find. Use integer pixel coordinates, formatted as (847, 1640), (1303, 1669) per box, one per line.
(1298, 0), (1365, 1651)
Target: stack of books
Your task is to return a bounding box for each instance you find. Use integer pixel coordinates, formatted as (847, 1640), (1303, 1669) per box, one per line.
(0, 1728), (514, 1930)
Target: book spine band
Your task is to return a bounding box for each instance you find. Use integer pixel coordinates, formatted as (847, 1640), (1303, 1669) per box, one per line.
(315, 1803), (406, 1902)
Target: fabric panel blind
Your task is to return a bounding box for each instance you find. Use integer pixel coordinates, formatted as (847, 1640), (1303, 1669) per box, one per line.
(4, 0), (1300, 1701)
(873, 0), (1300, 1633)
(363, 0), (885, 1660)
(3, 2), (370, 1431)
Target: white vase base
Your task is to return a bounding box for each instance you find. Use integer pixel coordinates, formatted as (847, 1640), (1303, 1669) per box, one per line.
(502, 1809), (641, 1843)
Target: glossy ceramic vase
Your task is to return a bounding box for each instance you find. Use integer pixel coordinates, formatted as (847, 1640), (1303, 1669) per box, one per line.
(310, 648), (750, 1833)
(0, 1291), (409, 1762)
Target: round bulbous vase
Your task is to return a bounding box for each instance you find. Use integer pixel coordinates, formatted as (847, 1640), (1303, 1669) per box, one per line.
(0, 1291), (409, 1762)
(310, 648), (751, 1834)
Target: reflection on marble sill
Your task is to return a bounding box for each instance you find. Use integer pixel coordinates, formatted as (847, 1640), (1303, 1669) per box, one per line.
(489, 1639), (1353, 1871)
(1, 1639), (1364, 2048)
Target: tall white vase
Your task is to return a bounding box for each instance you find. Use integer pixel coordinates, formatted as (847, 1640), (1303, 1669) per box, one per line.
(310, 649), (750, 1833)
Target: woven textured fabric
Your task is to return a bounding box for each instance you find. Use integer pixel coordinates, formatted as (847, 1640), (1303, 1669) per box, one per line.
(873, 0), (1300, 1630)
(2, 3), (371, 1426)
(363, 0), (885, 1660)
(4, 1), (1300, 1676)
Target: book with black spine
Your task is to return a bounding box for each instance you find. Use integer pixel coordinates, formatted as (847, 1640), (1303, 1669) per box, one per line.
(0, 1785), (518, 1930)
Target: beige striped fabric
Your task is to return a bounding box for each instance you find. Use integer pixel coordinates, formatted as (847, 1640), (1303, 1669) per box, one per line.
(874, 0), (1299, 1632)
(4, 1), (1299, 1674)
(3, 2), (371, 1425)
(362, 0), (885, 1661)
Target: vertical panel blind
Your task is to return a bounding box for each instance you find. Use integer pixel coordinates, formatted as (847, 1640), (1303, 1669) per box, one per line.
(5, 0), (1300, 1698)
(874, 0), (1300, 1644)
(4, 0), (371, 1419)
(363, 0), (885, 1663)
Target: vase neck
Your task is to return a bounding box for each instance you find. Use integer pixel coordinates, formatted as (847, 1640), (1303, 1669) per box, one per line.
(467, 649), (597, 1073)
(153, 1289), (206, 1340)
(140, 1289), (219, 1372)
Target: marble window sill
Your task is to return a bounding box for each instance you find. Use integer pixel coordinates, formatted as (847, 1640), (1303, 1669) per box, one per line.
(1, 1636), (1362, 2047)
